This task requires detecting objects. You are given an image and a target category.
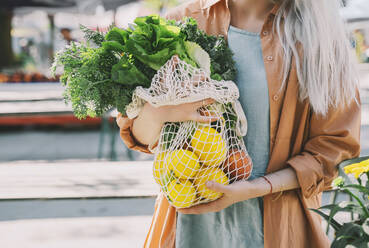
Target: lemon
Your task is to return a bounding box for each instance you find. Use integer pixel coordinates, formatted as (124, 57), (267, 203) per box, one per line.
(153, 153), (173, 187)
(167, 179), (197, 208)
(190, 126), (227, 167)
(166, 150), (200, 179)
(194, 167), (229, 200)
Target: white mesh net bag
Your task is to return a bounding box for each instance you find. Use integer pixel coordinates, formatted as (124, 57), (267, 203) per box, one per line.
(126, 55), (253, 208)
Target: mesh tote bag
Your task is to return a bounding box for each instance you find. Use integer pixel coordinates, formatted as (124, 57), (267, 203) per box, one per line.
(127, 55), (253, 208)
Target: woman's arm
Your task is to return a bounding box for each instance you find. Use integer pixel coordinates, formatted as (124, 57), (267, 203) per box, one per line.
(179, 92), (361, 215)
(178, 167), (299, 214)
(116, 98), (219, 154)
(287, 94), (361, 198)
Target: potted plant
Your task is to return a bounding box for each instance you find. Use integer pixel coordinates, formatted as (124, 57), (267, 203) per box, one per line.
(311, 156), (369, 248)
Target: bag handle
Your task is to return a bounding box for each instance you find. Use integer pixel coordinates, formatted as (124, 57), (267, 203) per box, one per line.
(232, 100), (248, 137)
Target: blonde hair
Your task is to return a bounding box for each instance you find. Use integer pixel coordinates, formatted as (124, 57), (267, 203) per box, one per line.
(273, 0), (359, 115)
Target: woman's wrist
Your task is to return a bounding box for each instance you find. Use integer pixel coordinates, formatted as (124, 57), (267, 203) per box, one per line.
(131, 104), (166, 145)
(248, 176), (273, 198)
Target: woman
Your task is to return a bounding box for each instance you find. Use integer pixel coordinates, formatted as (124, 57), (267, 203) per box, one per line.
(116, 0), (361, 247)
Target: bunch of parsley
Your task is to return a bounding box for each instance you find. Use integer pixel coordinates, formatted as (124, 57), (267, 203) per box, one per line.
(51, 16), (236, 118)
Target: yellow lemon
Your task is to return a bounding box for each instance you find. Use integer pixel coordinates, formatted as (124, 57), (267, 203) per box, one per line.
(167, 179), (197, 208)
(153, 153), (173, 187)
(191, 126), (227, 167)
(166, 150), (200, 179)
(194, 167), (229, 201)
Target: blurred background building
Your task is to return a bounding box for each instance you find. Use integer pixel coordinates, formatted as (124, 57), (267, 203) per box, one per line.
(0, 0), (368, 247)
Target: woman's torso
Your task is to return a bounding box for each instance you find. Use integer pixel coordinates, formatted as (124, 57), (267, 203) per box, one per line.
(175, 24), (270, 248)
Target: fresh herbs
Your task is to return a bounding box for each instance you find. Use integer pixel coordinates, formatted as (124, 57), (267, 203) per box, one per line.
(52, 15), (237, 118)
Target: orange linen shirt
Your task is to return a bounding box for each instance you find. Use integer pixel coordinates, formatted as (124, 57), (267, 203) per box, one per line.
(116, 1), (361, 247)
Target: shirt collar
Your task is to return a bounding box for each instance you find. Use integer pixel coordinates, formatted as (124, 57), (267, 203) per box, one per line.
(200, 0), (281, 17)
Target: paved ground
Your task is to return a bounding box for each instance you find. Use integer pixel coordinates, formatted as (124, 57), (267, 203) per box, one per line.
(0, 216), (153, 248)
(0, 198), (156, 248)
(0, 198), (156, 221)
(0, 161), (157, 248)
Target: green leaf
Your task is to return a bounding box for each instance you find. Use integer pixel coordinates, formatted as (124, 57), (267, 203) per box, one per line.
(162, 123), (180, 150)
(362, 218), (369, 235)
(111, 56), (150, 87)
(309, 208), (342, 231)
(102, 41), (125, 53)
(126, 38), (172, 70)
(343, 184), (369, 195)
(177, 17), (236, 81)
(105, 27), (130, 45)
(80, 25), (105, 45)
(184, 41), (211, 74)
(332, 223), (366, 248)
(134, 15), (159, 26)
(341, 188), (369, 218)
(319, 202), (365, 223)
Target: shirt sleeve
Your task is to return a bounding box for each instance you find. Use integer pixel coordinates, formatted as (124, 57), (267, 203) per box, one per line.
(116, 112), (153, 154)
(287, 92), (361, 198)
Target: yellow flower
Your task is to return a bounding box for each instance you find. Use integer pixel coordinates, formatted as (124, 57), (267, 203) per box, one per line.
(344, 159), (369, 178)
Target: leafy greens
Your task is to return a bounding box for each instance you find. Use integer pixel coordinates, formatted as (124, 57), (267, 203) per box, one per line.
(51, 15), (236, 118)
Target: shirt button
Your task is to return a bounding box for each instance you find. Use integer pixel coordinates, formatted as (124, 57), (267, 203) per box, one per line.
(266, 55), (273, 61)
(262, 31), (269, 36)
(273, 94), (279, 101)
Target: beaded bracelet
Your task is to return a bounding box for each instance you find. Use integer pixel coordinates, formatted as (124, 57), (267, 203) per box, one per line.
(261, 176), (273, 194)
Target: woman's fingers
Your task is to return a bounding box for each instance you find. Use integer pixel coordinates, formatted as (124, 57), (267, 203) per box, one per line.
(192, 98), (215, 109)
(178, 198), (224, 214)
(191, 112), (219, 123)
(205, 181), (231, 194)
(191, 71), (209, 84)
(185, 98), (218, 123)
(164, 98), (217, 123)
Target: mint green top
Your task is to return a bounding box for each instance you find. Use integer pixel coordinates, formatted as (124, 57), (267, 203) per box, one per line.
(175, 25), (270, 247)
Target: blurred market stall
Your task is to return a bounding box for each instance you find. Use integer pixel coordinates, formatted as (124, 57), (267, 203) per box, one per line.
(341, 0), (369, 63)
(0, 1), (138, 134)
(0, 0), (179, 161)
(0, 0), (142, 75)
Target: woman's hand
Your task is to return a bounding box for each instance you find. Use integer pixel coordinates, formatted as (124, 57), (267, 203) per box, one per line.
(144, 98), (219, 125)
(131, 98), (219, 146)
(177, 177), (270, 215)
(178, 167), (301, 214)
